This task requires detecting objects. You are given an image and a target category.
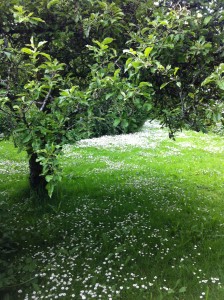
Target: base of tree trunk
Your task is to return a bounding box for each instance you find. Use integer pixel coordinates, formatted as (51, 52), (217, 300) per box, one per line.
(29, 153), (47, 191)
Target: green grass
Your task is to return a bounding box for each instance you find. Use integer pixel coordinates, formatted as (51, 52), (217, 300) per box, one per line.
(0, 124), (224, 299)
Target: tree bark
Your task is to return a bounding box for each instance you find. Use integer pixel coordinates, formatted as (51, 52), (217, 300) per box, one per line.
(29, 153), (47, 190)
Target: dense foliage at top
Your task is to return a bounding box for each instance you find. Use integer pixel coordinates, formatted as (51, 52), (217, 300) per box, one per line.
(0, 0), (223, 196)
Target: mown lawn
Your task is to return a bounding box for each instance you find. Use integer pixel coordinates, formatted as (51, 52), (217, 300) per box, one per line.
(0, 121), (224, 300)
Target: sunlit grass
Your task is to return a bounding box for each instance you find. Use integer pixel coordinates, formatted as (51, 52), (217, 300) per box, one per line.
(0, 122), (224, 299)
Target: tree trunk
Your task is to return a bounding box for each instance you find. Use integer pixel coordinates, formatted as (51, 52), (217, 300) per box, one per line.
(29, 153), (47, 190)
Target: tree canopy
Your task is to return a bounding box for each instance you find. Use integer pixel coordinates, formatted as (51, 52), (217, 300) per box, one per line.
(0, 0), (223, 196)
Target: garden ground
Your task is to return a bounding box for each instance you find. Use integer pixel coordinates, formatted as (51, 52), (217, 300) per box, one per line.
(0, 121), (224, 299)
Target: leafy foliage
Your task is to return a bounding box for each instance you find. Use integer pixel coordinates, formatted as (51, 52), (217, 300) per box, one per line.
(0, 0), (223, 195)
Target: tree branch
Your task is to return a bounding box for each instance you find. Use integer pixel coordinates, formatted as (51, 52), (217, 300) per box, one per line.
(40, 87), (52, 111)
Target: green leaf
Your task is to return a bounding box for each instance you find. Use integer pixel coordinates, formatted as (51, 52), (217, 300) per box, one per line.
(60, 90), (70, 96)
(40, 52), (51, 61)
(13, 5), (24, 12)
(143, 103), (152, 111)
(23, 134), (32, 143)
(30, 36), (34, 48)
(31, 17), (45, 23)
(204, 42), (212, 49)
(102, 37), (114, 45)
(21, 48), (33, 55)
(160, 82), (170, 90)
(217, 80), (224, 90)
(203, 16), (212, 25)
(46, 181), (54, 198)
(4, 52), (12, 59)
(46, 175), (53, 182)
(124, 58), (133, 71)
(12, 105), (20, 110)
(38, 41), (47, 48)
(188, 92), (194, 99)
(14, 127), (26, 133)
(121, 119), (129, 128)
(113, 118), (121, 127)
(160, 20), (169, 26)
(47, 0), (60, 9)
(176, 81), (181, 88)
(217, 63), (224, 72)
(93, 40), (108, 50)
(114, 69), (120, 77)
(144, 47), (153, 58)
(201, 77), (211, 86)
(174, 67), (179, 75)
(139, 82), (153, 88)
(105, 93), (114, 100)
(132, 61), (142, 69)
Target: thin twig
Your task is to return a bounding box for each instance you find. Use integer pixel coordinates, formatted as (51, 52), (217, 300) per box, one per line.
(40, 87), (52, 111)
